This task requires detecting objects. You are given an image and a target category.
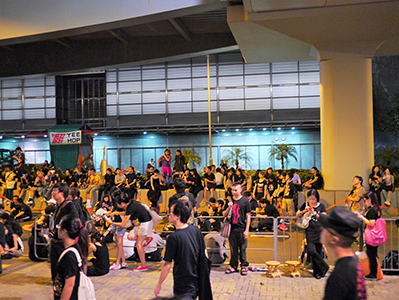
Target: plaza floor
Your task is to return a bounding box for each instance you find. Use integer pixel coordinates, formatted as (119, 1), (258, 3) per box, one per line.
(1, 254), (398, 300)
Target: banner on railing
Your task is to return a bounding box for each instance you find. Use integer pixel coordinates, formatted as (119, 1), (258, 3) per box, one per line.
(49, 131), (81, 145)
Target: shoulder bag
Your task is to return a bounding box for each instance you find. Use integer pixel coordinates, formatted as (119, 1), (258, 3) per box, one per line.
(364, 218), (387, 247)
(220, 206), (232, 238)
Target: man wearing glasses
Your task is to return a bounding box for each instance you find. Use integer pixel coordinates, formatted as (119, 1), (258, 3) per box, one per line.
(49, 183), (79, 282)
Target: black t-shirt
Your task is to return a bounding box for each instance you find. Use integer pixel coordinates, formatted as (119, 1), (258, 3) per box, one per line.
(164, 225), (203, 296)
(65, 175), (76, 186)
(231, 196), (251, 232)
(323, 256), (367, 300)
(168, 192), (196, 210)
(91, 243), (110, 274)
(104, 174), (115, 186)
(249, 198), (258, 215)
(283, 182), (295, 199)
(234, 174), (246, 185)
(126, 173), (137, 185)
(312, 174), (324, 189)
(263, 204), (280, 218)
(299, 202), (326, 243)
(267, 181), (278, 196)
(20, 203), (32, 218)
(53, 245), (81, 300)
(204, 173), (216, 187)
(125, 201), (152, 223)
(53, 200), (79, 240)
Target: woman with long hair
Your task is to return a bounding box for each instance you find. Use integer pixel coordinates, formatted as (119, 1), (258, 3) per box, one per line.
(303, 167), (324, 190)
(369, 166), (382, 205)
(356, 191), (382, 281)
(296, 189), (329, 279)
(253, 171), (268, 200)
(188, 168), (203, 199)
(110, 193), (152, 272)
(158, 148), (172, 185)
(53, 215), (89, 300)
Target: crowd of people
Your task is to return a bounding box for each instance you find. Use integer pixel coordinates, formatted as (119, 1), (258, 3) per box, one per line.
(0, 145), (394, 299)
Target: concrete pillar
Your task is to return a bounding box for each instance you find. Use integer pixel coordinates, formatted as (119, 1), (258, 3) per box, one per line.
(319, 52), (374, 190)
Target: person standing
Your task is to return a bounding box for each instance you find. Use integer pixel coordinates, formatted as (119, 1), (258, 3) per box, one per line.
(110, 193), (152, 272)
(174, 149), (186, 178)
(154, 198), (212, 300)
(53, 215), (89, 300)
(319, 207), (366, 300)
(296, 189), (329, 279)
(13, 147), (26, 176)
(356, 191), (382, 281)
(158, 148), (173, 185)
(224, 184), (251, 276)
(49, 183), (79, 282)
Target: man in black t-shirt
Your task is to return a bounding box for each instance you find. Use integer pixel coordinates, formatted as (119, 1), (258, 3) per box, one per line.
(50, 183), (79, 281)
(282, 173), (295, 216)
(10, 197), (32, 222)
(168, 178), (196, 217)
(319, 207), (366, 300)
(204, 166), (216, 201)
(155, 198), (212, 299)
(224, 184), (251, 276)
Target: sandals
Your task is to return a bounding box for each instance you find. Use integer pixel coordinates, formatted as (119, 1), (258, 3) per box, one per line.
(241, 267), (248, 276)
(225, 268), (238, 274)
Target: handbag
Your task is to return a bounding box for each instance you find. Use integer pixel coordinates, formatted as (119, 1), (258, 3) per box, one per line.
(364, 218), (387, 247)
(220, 206), (232, 238)
(297, 202), (314, 229)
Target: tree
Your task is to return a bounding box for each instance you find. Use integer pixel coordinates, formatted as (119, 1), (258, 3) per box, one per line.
(223, 146), (252, 169)
(374, 145), (399, 168)
(181, 148), (201, 168)
(374, 90), (399, 148)
(269, 144), (298, 170)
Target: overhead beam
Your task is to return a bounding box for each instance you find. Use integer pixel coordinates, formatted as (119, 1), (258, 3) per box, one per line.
(54, 39), (71, 48)
(107, 29), (129, 45)
(169, 18), (192, 41)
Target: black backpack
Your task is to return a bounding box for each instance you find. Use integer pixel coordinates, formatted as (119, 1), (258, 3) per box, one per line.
(72, 198), (94, 233)
(383, 250), (399, 275)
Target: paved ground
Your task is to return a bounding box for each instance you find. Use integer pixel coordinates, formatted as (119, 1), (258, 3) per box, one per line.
(0, 255), (398, 300)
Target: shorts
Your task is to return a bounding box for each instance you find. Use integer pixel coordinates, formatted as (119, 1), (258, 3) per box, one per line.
(115, 226), (127, 236)
(138, 221), (153, 236)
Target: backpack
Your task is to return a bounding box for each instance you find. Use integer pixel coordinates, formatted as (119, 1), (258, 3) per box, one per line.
(73, 198), (94, 233)
(58, 247), (96, 300)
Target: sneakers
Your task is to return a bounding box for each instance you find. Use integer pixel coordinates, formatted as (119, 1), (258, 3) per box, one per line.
(365, 275), (378, 281)
(121, 262), (128, 269)
(134, 266), (148, 272)
(385, 201), (391, 207)
(109, 263), (121, 270)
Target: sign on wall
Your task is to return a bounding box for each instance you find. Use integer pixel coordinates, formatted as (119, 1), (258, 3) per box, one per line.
(50, 130), (81, 145)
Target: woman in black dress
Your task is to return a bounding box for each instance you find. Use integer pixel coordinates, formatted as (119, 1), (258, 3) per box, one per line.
(296, 189), (329, 279)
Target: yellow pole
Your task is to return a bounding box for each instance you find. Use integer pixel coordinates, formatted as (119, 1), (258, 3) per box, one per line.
(207, 55), (213, 166)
